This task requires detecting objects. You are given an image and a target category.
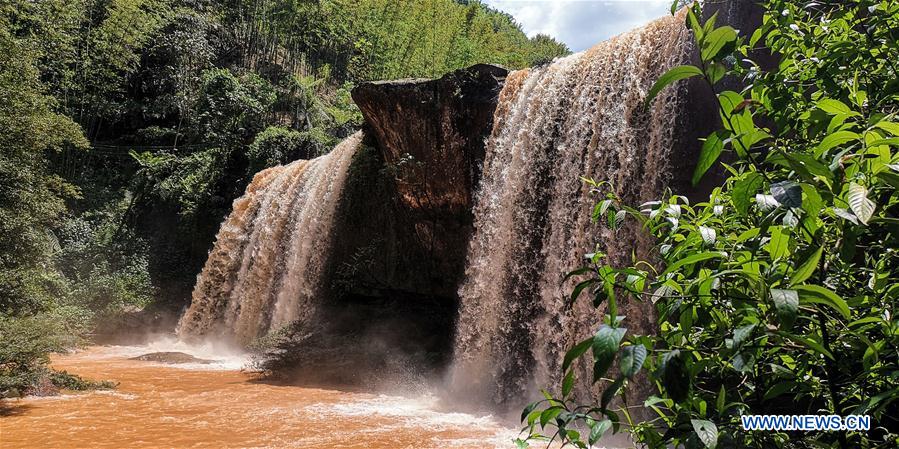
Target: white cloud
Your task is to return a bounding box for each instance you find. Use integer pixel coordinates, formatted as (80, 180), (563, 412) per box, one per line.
(485, 0), (673, 52)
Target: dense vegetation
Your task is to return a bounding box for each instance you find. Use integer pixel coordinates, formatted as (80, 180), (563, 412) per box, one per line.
(521, 1), (899, 448)
(0, 0), (567, 398)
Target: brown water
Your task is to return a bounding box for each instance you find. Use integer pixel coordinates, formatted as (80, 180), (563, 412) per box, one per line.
(450, 10), (691, 406)
(178, 132), (362, 346)
(0, 344), (517, 449)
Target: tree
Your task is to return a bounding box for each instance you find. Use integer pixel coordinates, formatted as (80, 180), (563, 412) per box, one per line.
(0, 15), (87, 315)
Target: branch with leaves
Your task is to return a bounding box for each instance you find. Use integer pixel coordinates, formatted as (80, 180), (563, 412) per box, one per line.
(519, 1), (899, 448)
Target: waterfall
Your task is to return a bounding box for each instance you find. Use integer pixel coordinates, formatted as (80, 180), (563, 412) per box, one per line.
(177, 132), (363, 345)
(449, 11), (692, 406)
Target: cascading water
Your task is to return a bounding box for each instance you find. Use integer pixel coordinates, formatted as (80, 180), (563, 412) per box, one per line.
(450, 11), (692, 406)
(177, 132), (363, 345)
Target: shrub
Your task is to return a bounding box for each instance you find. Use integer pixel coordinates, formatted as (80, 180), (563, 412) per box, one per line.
(247, 126), (334, 173)
(521, 2), (899, 448)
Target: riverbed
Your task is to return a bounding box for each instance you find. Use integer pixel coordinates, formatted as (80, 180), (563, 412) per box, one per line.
(1, 343), (518, 448)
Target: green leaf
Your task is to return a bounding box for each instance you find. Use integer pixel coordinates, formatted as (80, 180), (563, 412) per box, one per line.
(619, 344), (647, 379)
(686, 6), (703, 39)
(701, 26), (738, 61)
(693, 131), (725, 186)
(732, 323), (756, 348)
(562, 369), (575, 397)
(661, 251), (726, 276)
(593, 325), (626, 382)
(588, 419), (612, 446)
(790, 246), (823, 286)
(526, 409), (542, 426)
(815, 131), (860, 157)
(718, 91), (744, 115)
(765, 381), (799, 401)
(521, 401), (540, 423)
(716, 385), (726, 413)
(771, 288), (798, 329)
(733, 173), (764, 216)
(794, 285), (851, 320)
(778, 331), (834, 359)
(570, 279), (594, 303)
(800, 183), (824, 217)
(817, 98), (856, 116)
(691, 419), (718, 449)
(877, 171), (899, 189)
(874, 120), (899, 136)
(563, 337), (593, 371)
(645, 65), (703, 106)
(540, 406), (563, 427)
(766, 226), (790, 259)
(847, 182), (875, 225)
(868, 137), (899, 147)
(563, 267), (592, 282)
(771, 181), (802, 208)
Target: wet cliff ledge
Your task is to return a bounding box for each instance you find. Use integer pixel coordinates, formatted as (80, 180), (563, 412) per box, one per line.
(326, 64), (508, 302)
(351, 63), (508, 216)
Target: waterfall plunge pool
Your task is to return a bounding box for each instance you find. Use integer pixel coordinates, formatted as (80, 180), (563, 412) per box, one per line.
(0, 343), (517, 448)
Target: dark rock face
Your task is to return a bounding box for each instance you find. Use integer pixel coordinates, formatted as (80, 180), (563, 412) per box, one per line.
(327, 64), (508, 301)
(352, 64), (507, 216)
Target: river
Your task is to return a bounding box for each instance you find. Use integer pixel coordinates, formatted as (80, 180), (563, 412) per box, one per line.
(1, 342), (517, 448)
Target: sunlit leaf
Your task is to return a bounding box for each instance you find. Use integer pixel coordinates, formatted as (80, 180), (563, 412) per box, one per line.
(692, 131), (725, 186)
(645, 65), (703, 106)
(701, 26), (737, 61)
(847, 182), (875, 225)
(691, 419), (718, 449)
(790, 246), (822, 286)
(795, 285), (851, 320)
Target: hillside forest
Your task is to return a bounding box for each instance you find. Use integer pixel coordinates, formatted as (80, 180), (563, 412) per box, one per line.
(0, 0), (568, 396)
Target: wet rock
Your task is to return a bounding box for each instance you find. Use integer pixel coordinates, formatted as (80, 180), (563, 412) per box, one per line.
(131, 352), (213, 364)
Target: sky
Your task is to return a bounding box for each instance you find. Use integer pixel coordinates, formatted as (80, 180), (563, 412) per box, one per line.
(484, 0), (674, 52)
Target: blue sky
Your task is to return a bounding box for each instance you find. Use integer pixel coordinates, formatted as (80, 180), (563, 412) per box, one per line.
(484, 0), (674, 52)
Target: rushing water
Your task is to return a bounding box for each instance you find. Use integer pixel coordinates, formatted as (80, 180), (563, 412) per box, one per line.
(449, 11), (691, 406)
(178, 133), (362, 345)
(0, 343), (518, 449)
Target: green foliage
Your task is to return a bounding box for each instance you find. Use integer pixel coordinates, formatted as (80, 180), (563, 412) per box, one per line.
(0, 310), (114, 398)
(248, 126), (335, 173)
(0, 11), (87, 314)
(228, 0), (568, 82)
(523, 2), (899, 448)
(131, 147), (233, 222)
(56, 208), (155, 319)
(195, 68), (277, 144)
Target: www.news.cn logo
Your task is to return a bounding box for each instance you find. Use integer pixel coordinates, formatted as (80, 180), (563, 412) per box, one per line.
(741, 415), (871, 431)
